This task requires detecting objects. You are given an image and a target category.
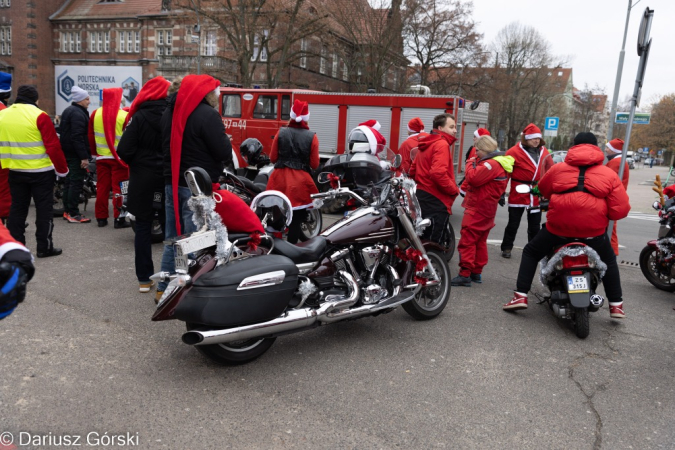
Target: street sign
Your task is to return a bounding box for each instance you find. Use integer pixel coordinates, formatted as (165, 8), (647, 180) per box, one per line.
(544, 117), (559, 131)
(544, 129), (558, 137)
(191, 34), (200, 43)
(615, 112), (651, 124)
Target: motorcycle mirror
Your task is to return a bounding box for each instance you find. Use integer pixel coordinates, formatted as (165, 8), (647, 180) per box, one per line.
(185, 167), (214, 197)
(317, 172), (332, 184)
(515, 184), (531, 194)
(392, 154), (402, 170)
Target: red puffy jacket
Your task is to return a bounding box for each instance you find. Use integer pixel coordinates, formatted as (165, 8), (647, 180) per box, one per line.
(539, 144), (630, 238)
(397, 132), (428, 174)
(506, 143), (552, 207)
(409, 130), (458, 213)
(461, 152), (512, 221)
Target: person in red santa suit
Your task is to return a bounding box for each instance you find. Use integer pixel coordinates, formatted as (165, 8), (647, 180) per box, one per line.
(397, 117), (427, 174)
(267, 99), (320, 244)
(452, 136), (514, 286)
(500, 123), (552, 259)
(459, 127), (491, 196)
(409, 113), (459, 242)
(604, 138), (629, 255)
(88, 88), (130, 228)
(0, 219), (35, 320)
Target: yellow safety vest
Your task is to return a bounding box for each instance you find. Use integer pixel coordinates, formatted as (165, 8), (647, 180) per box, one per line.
(0, 104), (53, 171)
(93, 107), (128, 158)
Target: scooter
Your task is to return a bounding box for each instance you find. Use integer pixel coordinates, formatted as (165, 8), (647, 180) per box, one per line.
(152, 158), (452, 365)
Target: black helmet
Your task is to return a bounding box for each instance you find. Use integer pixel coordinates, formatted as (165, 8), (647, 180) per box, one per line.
(240, 138), (263, 165)
(250, 191), (293, 232)
(348, 129), (371, 153)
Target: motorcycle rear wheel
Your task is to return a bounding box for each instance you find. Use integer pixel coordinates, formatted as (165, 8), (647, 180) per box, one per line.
(402, 249), (451, 320)
(186, 323), (276, 365)
(573, 307), (589, 339)
(639, 246), (675, 292)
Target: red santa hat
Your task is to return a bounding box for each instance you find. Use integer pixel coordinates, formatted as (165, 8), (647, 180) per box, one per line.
(607, 138), (624, 153)
(170, 74), (221, 235)
(474, 127), (490, 139)
(289, 99), (310, 122)
(407, 117), (424, 133)
(523, 123), (542, 140)
(123, 76), (170, 128)
(352, 120), (387, 154)
(101, 88), (127, 168)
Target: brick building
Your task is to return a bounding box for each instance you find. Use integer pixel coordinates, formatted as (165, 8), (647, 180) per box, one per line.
(0, 0), (64, 114)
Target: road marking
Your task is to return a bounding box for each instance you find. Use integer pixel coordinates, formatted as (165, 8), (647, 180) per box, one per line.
(627, 212), (660, 222)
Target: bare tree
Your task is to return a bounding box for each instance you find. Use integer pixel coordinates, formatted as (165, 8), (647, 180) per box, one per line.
(571, 84), (607, 135)
(403, 0), (482, 89)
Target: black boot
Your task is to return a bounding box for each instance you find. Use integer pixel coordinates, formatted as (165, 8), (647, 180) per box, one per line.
(114, 218), (130, 229)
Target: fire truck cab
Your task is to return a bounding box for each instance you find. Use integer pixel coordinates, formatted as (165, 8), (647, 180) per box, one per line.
(218, 87), (489, 176)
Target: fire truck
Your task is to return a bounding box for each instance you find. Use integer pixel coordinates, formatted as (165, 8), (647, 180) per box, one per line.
(218, 88), (489, 175)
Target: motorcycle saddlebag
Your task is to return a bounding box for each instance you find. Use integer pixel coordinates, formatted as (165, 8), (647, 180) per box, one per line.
(174, 255), (299, 327)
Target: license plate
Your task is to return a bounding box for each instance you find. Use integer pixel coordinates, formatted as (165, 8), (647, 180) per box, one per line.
(120, 180), (129, 195)
(173, 231), (217, 271)
(567, 275), (589, 293)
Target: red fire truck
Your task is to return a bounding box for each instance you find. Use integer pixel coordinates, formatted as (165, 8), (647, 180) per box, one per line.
(218, 88), (489, 175)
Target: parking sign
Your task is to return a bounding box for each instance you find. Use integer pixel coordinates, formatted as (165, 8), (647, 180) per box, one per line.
(545, 117), (559, 131)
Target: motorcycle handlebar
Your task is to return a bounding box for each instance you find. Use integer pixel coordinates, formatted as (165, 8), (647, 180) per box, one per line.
(311, 188), (368, 206)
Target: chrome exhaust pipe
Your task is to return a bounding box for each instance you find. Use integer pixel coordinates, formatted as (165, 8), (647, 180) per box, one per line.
(182, 270), (359, 346)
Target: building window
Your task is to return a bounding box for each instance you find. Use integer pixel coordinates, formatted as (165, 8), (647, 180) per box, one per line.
(156, 29), (172, 56)
(342, 63), (348, 81)
(0, 26), (10, 56)
(134, 31), (140, 53)
(104, 31), (110, 52)
(119, 30), (126, 53)
(0, 0), (10, 7)
(320, 45), (327, 74)
(331, 52), (338, 78)
(60, 31), (81, 53)
(61, 32), (68, 52)
(251, 30), (268, 62)
(300, 39), (307, 69)
(76, 32), (81, 52)
(203, 30), (216, 56)
(89, 31), (110, 53)
(119, 30), (138, 53)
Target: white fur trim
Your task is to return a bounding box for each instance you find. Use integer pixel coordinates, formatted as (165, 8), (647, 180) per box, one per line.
(289, 110), (310, 122)
(408, 126), (424, 133)
(524, 133), (542, 140)
(607, 142), (622, 153)
(474, 130), (480, 139)
(372, 121), (381, 131)
(0, 242), (30, 262)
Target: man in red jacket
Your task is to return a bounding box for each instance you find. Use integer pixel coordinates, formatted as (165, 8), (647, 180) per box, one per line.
(504, 133), (630, 319)
(409, 113), (458, 242)
(605, 138), (629, 255)
(397, 117), (427, 174)
(500, 123), (552, 258)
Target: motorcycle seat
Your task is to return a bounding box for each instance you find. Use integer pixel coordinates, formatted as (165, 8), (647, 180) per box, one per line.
(237, 175), (262, 194)
(272, 236), (327, 264)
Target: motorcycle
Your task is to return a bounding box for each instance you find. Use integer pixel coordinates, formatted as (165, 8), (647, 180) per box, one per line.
(123, 181), (166, 243)
(54, 159), (97, 217)
(639, 194), (675, 292)
(220, 148), (322, 242)
(515, 181), (605, 339)
(151, 159), (452, 365)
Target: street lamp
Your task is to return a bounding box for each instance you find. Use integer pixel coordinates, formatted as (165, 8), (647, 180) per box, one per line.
(606, 0), (642, 145)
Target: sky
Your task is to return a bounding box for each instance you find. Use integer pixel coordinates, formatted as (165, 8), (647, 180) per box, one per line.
(472, 0), (673, 109)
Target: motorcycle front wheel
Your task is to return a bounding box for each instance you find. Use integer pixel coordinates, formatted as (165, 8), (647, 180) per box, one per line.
(186, 323), (276, 365)
(299, 209), (323, 242)
(402, 249), (451, 320)
(639, 245), (675, 292)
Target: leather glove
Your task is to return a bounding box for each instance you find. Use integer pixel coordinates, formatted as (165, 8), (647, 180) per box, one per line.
(498, 194), (506, 207)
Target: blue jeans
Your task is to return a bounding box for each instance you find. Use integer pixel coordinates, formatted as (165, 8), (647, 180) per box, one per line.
(158, 185), (197, 291)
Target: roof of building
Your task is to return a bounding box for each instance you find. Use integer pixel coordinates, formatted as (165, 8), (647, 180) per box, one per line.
(51, 0), (164, 21)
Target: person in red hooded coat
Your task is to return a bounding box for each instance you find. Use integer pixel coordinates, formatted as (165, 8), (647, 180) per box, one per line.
(267, 99), (319, 244)
(409, 113), (458, 242)
(397, 117), (427, 174)
(604, 138), (630, 255)
(500, 123), (552, 258)
(504, 133), (630, 319)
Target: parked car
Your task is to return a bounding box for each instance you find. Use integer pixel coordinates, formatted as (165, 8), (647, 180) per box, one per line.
(627, 157), (635, 169)
(551, 151), (567, 164)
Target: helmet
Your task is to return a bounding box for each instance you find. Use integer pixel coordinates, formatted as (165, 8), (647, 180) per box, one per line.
(348, 129), (371, 153)
(250, 191), (293, 232)
(240, 138), (263, 166)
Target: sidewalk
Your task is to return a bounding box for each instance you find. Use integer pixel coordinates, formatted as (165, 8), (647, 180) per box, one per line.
(625, 164), (671, 214)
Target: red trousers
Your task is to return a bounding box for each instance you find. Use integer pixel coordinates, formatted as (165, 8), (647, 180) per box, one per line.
(610, 221), (619, 256)
(458, 210), (494, 277)
(95, 159), (128, 220)
(0, 168), (10, 218)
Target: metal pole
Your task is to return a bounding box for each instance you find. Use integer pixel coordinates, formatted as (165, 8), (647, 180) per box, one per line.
(606, 0), (639, 145)
(189, 0), (201, 75)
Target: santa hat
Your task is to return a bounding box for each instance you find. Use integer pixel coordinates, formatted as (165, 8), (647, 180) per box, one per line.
(123, 76), (170, 128)
(101, 88), (127, 168)
(0, 72), (11, 94)
(523, 123), (542, 140)
(170, 74), (221, 235)
(351, 120), (387, 154)
(607, 138), (624, 153)
(474, 127), (490, 139)
(289, 99), (310, 122)
(407, 117), (424, 133)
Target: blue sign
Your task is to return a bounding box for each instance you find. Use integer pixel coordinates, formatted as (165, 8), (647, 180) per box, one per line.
(545, 117), (559, 131)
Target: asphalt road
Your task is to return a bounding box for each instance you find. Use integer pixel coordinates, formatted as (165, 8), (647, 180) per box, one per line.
(1, 183), (674, 449)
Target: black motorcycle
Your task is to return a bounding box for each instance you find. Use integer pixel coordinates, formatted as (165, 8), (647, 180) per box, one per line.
(639, 198), (675, 292)
(54, 159), (97, 217)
